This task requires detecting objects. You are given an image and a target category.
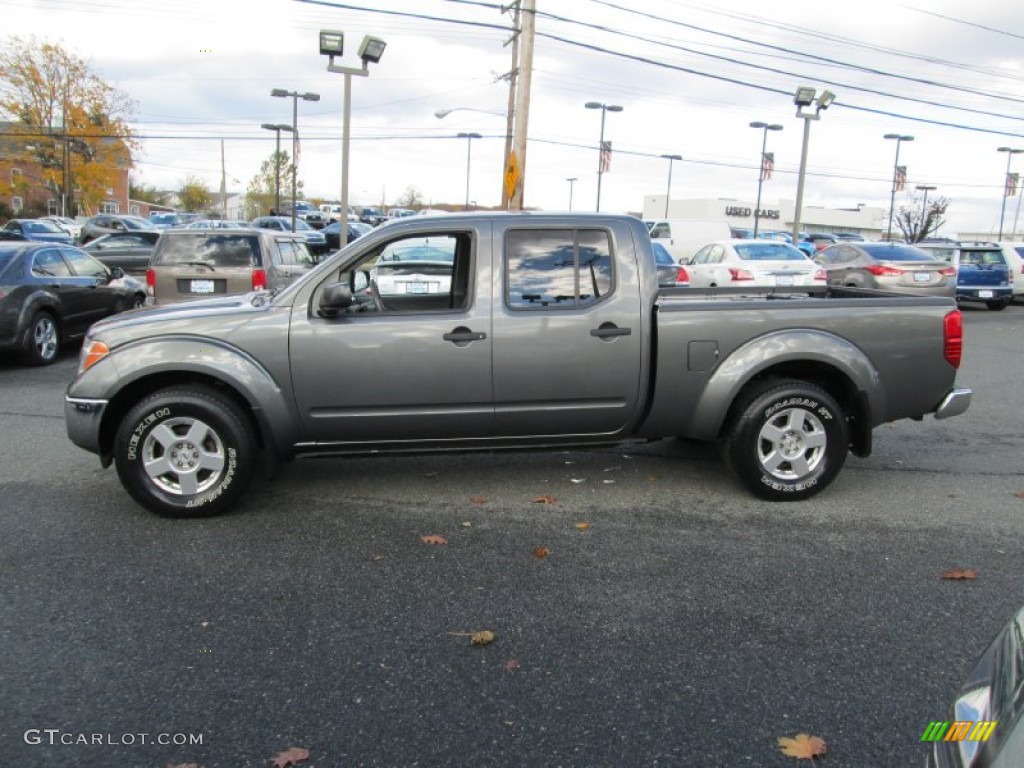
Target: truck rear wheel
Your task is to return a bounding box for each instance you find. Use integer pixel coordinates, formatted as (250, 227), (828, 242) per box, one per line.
(113, 386), (256, 517)
(725, 380), (847, 501)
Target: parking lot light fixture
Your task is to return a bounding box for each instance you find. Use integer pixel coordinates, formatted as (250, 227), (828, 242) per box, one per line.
(260, 123), (294, 216)
(585, 102), (624, 211)
(749, 122), (783, 236)
(884, 133), (915, 241)
(915, 184), (937, 239)
(271, 89), (321, 231)
(321, 29), (387, 248)
(791, 87), (835, 243)
(458, 132), (482, 210)
(997, 146), (1024, 239)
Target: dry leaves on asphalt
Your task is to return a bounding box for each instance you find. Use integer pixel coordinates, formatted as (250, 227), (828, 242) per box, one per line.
(420, 534), (448, 546)
(269, 747), (310, 768)
(941, 568), (978, 580)
(470, 496), (488, 505)
(532, 546), (551, 559)
(532, 495), (557, 504)
(777, 733), (827, 761)
(1014, 490), (1024, 500)
(448, 630), (497, 646)
(575, 522), (591, 530)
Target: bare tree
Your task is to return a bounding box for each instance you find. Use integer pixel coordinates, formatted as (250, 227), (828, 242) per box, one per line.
(894, 193), (950, 243)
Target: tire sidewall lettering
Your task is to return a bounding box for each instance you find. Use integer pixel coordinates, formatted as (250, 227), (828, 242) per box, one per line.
(185, 448), (237, 508)
(126, 407), (172, 461)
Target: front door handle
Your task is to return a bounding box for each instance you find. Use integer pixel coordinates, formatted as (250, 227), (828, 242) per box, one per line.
(443, 326), (487, 347)
(590, 323), (631, 339)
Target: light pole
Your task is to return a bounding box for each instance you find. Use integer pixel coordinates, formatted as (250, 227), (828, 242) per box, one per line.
(566, 177), (577, 211)
(584, 101), (623, 211)
(260, 123), (294, 216)
(915, 184), (936, 241)
(997, 146), (1024, 240)
(790, 87), (835, 244)
(458, 132), (482, 210)
(660, 154), (681, 218)
(884, 133), (914, 241)
(320, 30), (386, 248)
(749, 121), (783, 237)
(271, 88), (320, 231)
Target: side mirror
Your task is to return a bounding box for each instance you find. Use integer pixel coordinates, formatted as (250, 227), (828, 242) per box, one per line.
(319, 281), (353, 318)
(109, 266), (125, 279)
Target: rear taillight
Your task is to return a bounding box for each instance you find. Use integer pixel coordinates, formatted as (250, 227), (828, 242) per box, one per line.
(252, 269), (267, 291)
(145, 268), (154, 296)
(674, 266), (690, 286)
(944, 310), (962, 368)
(812, 268), (827, 281)
(728, 268), (755, 281)
(866, 264), (904, 276)
(939, 267), (956, 277)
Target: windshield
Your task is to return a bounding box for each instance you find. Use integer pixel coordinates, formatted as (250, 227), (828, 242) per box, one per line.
(862, 244), (940, 262)
(24, 220), (65, 234)
(733, 242), (807, 261)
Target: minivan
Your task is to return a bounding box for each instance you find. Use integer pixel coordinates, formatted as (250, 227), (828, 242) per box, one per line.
(647, 219), (733, 263)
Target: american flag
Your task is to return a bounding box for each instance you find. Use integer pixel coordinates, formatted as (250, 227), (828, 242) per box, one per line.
(1006, 172), (1019, 197)
(760, 152), (774, 181)
(599, 140), (612, 173)
(894, 165), (907, 192)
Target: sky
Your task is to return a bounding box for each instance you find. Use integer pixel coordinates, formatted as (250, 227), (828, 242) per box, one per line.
(4, 0), (1024, 236)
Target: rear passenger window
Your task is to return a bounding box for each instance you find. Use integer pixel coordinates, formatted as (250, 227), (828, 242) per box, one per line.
(31, 249), (71, 277)
(154, 234), (258, 268)
(505, 229), (613, 309)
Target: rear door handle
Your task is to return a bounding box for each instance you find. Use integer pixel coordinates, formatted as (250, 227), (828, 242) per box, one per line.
(590, 323), (631, 339)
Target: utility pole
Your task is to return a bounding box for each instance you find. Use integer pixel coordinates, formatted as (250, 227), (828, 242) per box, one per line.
(499, 2), (520, 209)
(509, 0), (535, 211)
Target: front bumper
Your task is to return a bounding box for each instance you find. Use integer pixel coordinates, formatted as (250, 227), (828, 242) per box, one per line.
(934, 387), (972, 420)
(65, 396), (108, 453)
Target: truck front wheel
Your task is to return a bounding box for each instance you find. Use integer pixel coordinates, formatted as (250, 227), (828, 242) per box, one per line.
(113, 386), (257, 517)
(725, 380), (848, 501)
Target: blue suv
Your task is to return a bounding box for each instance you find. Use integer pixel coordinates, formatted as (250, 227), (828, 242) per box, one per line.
(918, 241), (1012, 310)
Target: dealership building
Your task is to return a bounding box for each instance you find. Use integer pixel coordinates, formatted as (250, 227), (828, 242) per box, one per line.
(642, 195), (888, 239)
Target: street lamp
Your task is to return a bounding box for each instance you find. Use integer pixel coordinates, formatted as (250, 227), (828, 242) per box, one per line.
(458, 132), (482, 210)
(915, 184), (936, 240)
(883, 133), (914, 241)
(997, 146), (1024, 240)
(566, 177), (577, 211)
(271, 88), (320, 231)
(660, 154), (682, 218)
(790, 87), (835, 244)
(749, 122), (783, 236)
(260, 123), (294, 216)
(584, 101), (623, 211)
(320, 29), (387, 248)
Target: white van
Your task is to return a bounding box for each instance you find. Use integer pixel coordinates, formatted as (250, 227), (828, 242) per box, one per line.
(997, 242), (1024, 299)
(648, 219), (733, 264)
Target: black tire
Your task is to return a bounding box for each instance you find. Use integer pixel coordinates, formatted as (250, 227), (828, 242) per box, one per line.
(131, 292), (146, 309)
(986, 299), (1009, 311)
(113, 386), (257, 518)
(724, 380), (848, 501)
(24, 311), (60, 366)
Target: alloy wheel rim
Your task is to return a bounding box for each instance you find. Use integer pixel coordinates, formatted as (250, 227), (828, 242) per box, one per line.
(757, 407), (827, 481)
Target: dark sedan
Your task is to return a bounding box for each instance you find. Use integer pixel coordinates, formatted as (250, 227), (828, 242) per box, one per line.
(82, 230), (161, 276)
(0, 242), (145, 365)
(80, 214), (159, 244)
(2, 218), (74, 244)
(322, 220), (373, 251)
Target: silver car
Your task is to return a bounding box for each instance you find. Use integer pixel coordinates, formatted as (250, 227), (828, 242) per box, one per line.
(816, 242), (955, 296)
(687, 240), (825, 288)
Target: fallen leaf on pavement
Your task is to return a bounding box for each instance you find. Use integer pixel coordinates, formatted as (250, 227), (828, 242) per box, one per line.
(777, 733), (827, 760)
(575, 522), (591, 530)
(1014, 491), (1024, 500)
(532, 495), (557, 504)
(269, 747), (310, 768)
(504, 658), (521, 672)
(942, 568), (978, 580)
(532, 546), (550, 559)
(471, 630), (496, 646)
(460, 521), (472, 528)
(470, 496), (488, 505)
(420, 534), (448, 546)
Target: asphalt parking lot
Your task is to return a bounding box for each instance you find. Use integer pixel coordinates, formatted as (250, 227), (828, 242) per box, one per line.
(1, 303), (1023, 768)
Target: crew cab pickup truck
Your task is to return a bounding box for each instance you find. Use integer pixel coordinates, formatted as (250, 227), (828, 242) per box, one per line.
(65, 213), (971, 517)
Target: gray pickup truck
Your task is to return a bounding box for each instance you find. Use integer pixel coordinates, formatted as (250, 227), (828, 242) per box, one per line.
(65, 213), (971, 517)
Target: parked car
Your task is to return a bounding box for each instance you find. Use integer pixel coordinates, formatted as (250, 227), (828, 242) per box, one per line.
(997, 241), (1024, 300)
(687, 240), (826, 289)
(368, 236), (457, 296)
(145, 228), (315, 305)
(915, 241), (1013, 310)
(651, 241), (689, 287)
(41, 215), (83, 241)
(0, 230), (27, 242)
(816, 242), (956, 297)
(831, 232), (866, 241)
(2, 218), (74, 244)
(80, 215), (159, 244)
(249, 216), (328, 255)
(386, 208), (417, 220)
(0, 242), (144, 365)
(148, 212), (184, 229)
(82, 231), (161, 276)
(184, 219), (246, 230)
(358, 207), (387, 226)
(280, 201), (328, 229)
(803, 233), (839, 251)
(648, 218), (733, 264)
(756, 229), (816, 258)
(322, 220), (373, 251)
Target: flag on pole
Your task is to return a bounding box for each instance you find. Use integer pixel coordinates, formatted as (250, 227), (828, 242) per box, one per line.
(894, 165), (907, 192)
(599, 140), (612, 173)
(760, 152), (774, 181)
(1006, 172), (1019, 197)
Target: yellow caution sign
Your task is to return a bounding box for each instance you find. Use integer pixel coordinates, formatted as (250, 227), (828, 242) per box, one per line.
(504, 151), (520, 201)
